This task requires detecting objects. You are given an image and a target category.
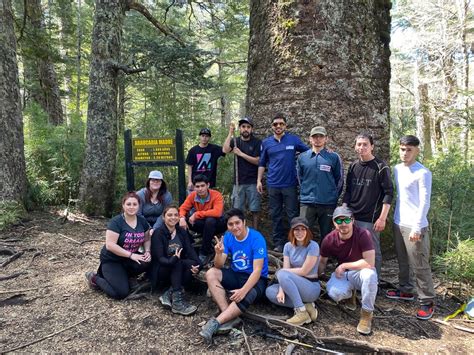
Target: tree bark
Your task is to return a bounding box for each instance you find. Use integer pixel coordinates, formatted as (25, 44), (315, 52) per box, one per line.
(23, 0), (64, 126)
(0, 0), (28, 202)
(246, 0), (392, 163)
(78, 0), (125, 215)
(414, 60), (432, 159)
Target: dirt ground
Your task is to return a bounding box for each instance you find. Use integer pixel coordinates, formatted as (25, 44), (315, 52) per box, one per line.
(0, 209), (472, 353)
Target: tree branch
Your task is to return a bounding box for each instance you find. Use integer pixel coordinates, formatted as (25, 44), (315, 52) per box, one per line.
(126, 0), (186, 47)
(109, 62), (148, 75)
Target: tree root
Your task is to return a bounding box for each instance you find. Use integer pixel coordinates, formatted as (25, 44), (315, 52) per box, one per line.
(1, 251), (24, 267)
(242, 311), (401, 353)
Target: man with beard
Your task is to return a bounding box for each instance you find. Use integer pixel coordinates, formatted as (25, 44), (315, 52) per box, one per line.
(318, 206), (377, 335)
(257, 113), (309, 252)
(223, 117), (262, 229)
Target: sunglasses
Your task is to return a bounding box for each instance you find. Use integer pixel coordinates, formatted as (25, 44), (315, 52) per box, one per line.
(334, 217), (352, 225)
(272, 122), (286, 127)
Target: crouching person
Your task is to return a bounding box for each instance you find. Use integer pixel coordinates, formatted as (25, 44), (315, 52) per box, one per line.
(150, 205), (201, 316)
(265, 217), (321, 325)
(318, 206), (378, 335)
(200, 208), (268, 344)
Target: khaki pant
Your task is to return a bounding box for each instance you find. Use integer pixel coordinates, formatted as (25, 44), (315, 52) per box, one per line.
(393, 224), (435, 304)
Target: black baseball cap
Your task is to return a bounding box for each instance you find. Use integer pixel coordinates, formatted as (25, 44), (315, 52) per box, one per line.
(199, 128), (211, 136)
(238, 117), (254, 127)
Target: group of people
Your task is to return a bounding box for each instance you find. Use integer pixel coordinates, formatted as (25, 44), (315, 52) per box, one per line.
(85, 113), (436, 342)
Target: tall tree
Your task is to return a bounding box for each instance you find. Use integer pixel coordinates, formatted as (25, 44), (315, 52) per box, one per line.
(21, 0), (64, 125)
(0, 0), (28, 202)
(246, 0), (392, 162)
(79, 0), (186, 215)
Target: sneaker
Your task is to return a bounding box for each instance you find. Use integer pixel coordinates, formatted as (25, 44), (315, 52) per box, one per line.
(171, 290), (197, 316)
(216, 317), (242, 335)
(159, 287), (172, 308)
(416, 303), (434, 320)
(385, 289), (415, 301)
(357, 309), (373, 335)
(85, 271), (98, 290)
(287, 309), (311, 326)
(199, 318), (220, 344)
(304, 303), (318, 322)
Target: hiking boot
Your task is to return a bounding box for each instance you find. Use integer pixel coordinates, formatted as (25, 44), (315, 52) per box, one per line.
(85, 271), (98, 290)
(199, 318), (220, 344)
(287, 309), (311, 326)
(385, 289), (415, 301)
(216, 317), (242, 335)
(171, 290), (197, 316)
(159, 287), (172, 308)
(416, 302), (434, 320)
(343, 290), (357, 311)
(357, 309), (373, 335)
(304, 303), (318, 322)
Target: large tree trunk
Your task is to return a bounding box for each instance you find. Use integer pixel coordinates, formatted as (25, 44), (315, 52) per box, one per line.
(0, 0), (28, 202)
(78, 0), (125, 215)
(23, 0), (64, 125)
(246, 0), (391, 163)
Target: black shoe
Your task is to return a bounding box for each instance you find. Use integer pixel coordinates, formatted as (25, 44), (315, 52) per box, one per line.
(171, 290), (197, 316)
(85, 271), (99, 290)
(199, 318), (220, 344)
(159, 287), (172, 308)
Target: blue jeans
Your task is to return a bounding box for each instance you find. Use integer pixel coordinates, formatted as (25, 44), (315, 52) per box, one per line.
(268, 186), (299, 247)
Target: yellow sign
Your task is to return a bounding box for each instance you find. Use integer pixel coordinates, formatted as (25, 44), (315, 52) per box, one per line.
(132, 138), (176, 162)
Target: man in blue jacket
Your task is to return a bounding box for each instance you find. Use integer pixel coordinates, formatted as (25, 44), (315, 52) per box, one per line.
(297, 126), (343, 242)
(257, 113), (309, 252)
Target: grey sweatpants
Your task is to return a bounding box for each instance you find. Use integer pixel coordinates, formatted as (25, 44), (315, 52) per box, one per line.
(265, 269), (321, 309)
(326, 269), (378, 312)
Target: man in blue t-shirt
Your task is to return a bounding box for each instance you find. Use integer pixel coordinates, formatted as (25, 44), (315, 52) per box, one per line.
(199, 208), (268, 344)
(257, 113), (309, 252)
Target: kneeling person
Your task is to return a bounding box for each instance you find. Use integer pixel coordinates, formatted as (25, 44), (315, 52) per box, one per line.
(200, 208), (268, 343)
(318, 206), (378, 335)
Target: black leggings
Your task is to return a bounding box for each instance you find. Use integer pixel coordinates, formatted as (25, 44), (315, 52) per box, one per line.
(158, 258), (196, 291)
(96, 259), (149, 300)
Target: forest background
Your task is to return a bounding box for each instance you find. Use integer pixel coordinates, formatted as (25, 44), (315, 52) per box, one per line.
(0, 0), (473, 291)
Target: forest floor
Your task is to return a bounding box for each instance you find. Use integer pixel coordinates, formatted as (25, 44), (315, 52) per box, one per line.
(0, 209), (473, 354)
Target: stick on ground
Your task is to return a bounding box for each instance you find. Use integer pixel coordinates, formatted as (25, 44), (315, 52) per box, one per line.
(2, 310), (106, 352)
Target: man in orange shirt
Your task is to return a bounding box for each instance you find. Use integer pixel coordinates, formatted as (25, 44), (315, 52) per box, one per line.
(179, 174), (227, 263)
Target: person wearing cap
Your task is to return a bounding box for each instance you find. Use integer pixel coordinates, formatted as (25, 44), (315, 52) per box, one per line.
(185, 128), (225, 189)
(223, 118), (262, 229)
(297, 126), (343, 242)
(136, 170), (173, 231)
(318, 206), (378, 335)
(257, 113), (309, 252)
(386, 135), (435, 320)
(342, 132), (394, 278)
(265, 216), (321, 325)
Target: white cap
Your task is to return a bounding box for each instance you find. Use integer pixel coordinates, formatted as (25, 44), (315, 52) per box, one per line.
(148, 171), (163, 180)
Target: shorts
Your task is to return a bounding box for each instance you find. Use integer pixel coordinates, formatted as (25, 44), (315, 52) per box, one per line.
(232, 184), (261, 212)
(221, 268), (267, 312)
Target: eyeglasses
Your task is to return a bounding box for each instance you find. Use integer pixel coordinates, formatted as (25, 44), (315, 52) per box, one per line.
(272, 122), (285, 127)
(334, 217), (352, 225)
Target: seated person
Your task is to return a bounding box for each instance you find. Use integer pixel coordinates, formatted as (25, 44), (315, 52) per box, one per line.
(85, 192), (151, 300)
(136, 170), (173, 231)
(266, 217), (321, 325)
(150, 205), (201, 316)
(199, 208), (268, 344)
(179, 174), (227, 262)
(318, 206), (378, 335)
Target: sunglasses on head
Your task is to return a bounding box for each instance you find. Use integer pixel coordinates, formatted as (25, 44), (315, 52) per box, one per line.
(334, 217), (352, 225)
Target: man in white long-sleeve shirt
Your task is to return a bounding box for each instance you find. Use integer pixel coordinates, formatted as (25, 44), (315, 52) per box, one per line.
(386, 135), (436, 320)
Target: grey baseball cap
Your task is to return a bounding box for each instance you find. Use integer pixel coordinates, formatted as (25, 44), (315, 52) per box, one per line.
(148, 170), (163, 180)
(310, 126), (327, 136)
(290, 216), (309, 229)
(332, 206), (353, 219)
